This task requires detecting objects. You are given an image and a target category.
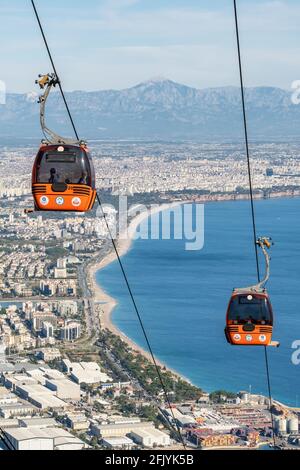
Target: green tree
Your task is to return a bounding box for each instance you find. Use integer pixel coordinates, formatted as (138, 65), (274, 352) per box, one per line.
(209, 390), (237, 403)
(46, 247), (69, 259)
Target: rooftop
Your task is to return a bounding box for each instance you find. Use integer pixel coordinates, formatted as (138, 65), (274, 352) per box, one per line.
(103, 436), (134, 446)
(4, 427), (86, 448)
(19, 417), (58, 428)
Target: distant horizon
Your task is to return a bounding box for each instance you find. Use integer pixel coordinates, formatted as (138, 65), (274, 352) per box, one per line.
(5, 77), (292, 95)
(1, 77), (299, 142)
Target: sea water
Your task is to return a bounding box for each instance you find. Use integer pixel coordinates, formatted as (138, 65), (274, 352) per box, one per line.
(97, 198), (300, 405)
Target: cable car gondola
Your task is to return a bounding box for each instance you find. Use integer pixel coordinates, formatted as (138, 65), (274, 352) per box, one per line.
(32, 74), (96, 212)
(32, 142), (96, 211)
(225, 288), (273, 346)
(224, 238), (279, 347)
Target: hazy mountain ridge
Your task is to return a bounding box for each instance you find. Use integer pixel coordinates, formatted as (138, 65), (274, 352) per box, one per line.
(0, 79), (299, 141)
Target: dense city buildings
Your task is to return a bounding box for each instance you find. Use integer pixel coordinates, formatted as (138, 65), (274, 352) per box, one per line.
(0, 141), (299, 450)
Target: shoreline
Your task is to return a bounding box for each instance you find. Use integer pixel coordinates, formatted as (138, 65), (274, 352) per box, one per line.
(87, 191), (300, 388)
(87, 202), (188, 380)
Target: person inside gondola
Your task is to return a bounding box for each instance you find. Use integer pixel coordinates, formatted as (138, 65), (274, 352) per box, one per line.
(49, 168), (59, 183)
(78, 171), (88, 185)
(228, 295), (272, 325)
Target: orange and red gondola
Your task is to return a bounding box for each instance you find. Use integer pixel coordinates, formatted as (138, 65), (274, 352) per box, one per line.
(31, 73), (96, 212)
(32, 143), (96, 212)
(225, 289), (273, 346)
(224, 237), (279, 347)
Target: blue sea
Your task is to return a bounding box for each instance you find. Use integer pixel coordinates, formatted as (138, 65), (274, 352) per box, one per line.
(96, 198), (300, 406)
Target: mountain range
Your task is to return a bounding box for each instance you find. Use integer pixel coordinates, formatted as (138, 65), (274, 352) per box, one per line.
(0, 78), (299, 142)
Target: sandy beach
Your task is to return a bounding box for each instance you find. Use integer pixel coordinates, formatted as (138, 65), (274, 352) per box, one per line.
(87, 202), (185, 376)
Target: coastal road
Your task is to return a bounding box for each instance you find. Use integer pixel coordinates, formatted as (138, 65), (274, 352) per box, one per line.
(0, 296), (82, 302)
(78, 240), (113, 338)
(78, 264), (100, 338)
(101, 345), (145, 393)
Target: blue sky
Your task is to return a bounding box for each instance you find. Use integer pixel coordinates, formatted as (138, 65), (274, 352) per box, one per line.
(1, 0), (300, 92)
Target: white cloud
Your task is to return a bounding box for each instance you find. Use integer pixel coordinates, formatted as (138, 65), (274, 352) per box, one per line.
(53, 44), (238, 91)
(2, 0), (300, 92)
(104, 0), (141, 9)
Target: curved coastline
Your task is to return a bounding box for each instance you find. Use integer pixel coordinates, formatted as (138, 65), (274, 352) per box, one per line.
(86, 193), (300, 405)
(87, 193), (299, 384)
(87, 202), (187, 379)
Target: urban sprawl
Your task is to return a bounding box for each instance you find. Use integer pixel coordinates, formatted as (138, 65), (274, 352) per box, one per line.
(0, 141), (299, 450)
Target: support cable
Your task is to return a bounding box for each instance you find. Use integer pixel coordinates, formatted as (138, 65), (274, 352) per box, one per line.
(0, 428), (17, 451)
(31, 0), (79, 142)
(31, 0), (185, 448)
(233, 0), (276, 448)
(96, 193), (186, 448)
